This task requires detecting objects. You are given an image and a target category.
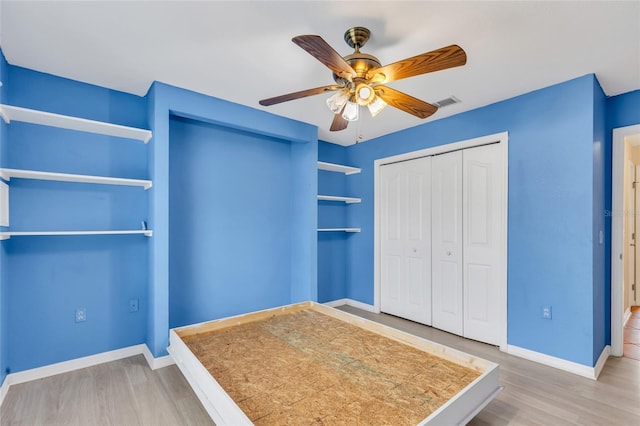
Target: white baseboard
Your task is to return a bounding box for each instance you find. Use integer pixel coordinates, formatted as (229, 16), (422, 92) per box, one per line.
(323, 298), (348, 308)
(507, 344), (610, 380)
(593, 345), (611, 379)
(142, 345), (175, 370)
(624, 308), (632, 326)
(7, 345), (146, 386)
(0, 343), (174, 408)
(324, 298), (379, 313)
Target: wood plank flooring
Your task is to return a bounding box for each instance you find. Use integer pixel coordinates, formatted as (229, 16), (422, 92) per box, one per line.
(624, 306), (640, 361)
(337, 306), (640, 426)
(0, 355), (213, 426)
(2, 305), (640, 425)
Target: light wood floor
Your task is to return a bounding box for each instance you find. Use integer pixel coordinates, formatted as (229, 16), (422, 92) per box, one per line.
(338, 306), (640, 426)
(2, 305), (640, 425)
(0, 354), (213, 426)
(624, 306), (640, 361)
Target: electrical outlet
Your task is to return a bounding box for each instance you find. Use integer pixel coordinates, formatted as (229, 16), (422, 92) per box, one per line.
(75, 308), (87, 322)
(542, 305), (552, 320)
(128, 299), (139, 312)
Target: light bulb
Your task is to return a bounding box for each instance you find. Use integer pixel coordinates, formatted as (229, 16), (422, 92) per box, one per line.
(367, 96), (387, 117)
(342, 101), (359, 121)
(356, 83), (375, 106)
(326, 91), (349, 113)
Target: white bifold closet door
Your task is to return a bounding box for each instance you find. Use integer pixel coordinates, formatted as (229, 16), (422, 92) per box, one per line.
(432, 144), (502, 345)
(431, 150), (464, 336)
(380, 156), (432, 325)
(462, 143), (502, 345)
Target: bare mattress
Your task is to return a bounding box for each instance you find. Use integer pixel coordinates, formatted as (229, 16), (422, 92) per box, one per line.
(168, 302), (502, 425)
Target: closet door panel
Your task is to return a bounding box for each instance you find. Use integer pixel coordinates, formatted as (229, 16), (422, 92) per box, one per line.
(380, 157), (432, 325)
(381, 164), (404, 316)
(463, 144), (502, 345)
(431, 151), (463, 336)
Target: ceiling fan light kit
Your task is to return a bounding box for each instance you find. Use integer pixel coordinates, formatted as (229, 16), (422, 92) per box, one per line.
(259, 26), (467, 132)
(326, 90), (349, 113)
(342, 99), (360, 122)
(367, 96), (387, 117)
(355, 83), (375, 105)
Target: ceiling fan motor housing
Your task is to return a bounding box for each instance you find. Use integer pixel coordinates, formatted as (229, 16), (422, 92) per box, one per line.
(333, 27), (381, 89)
(333, 52), (381, 86)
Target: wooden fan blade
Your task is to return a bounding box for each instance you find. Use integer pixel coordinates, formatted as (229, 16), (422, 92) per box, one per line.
(375, 86), (438, 119)
(259, 85), (341, 106)
(367, 45), (466, 84)
(292, 35), (357, 79)
(330, 105), (349, 132)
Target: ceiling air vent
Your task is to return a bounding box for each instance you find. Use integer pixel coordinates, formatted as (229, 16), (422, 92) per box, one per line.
(433, 96), (461, 108)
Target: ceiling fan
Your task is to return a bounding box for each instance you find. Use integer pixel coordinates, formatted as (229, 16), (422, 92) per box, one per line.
(259, 27), (467, 132)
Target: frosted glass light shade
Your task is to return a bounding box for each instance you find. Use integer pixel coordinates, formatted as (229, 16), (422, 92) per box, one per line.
(356, 84), (375, 106)
(342, 101), (359, 121)
(367, 96), (387, 117)
(326, 91), (349, 113)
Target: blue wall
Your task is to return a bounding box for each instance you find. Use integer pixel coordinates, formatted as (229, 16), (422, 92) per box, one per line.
(2, 66), (150, 372)
(607, 90), (640, 130)
(0, 49), (8, 386)
(169, 117), (295, 327)
(147, 82), (317, 356)
(317, 141), (351, 302)
(345, 75), (601, 366)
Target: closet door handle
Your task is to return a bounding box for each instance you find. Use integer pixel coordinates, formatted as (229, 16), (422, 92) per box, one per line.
(446, 251), (452, 256)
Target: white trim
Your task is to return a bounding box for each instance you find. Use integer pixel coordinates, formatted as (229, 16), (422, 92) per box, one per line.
(0, 377), (8, 407)
(142, 345), (175, 370)
(374, 132), (509, 351)
(593, 345), (611, 380)
(507, 345), (609, 380)
(0, 344), (174, 408)
(624, 307), (632, 326)
(323, 298), (348, 308)
(7, 345), (145, 386)
(323, 298), (379, 313)
(344, 298), (379, 313)
(611, 124), (640, 357)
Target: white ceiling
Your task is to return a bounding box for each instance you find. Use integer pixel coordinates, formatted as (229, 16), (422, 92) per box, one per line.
(1, 1), (639, 146)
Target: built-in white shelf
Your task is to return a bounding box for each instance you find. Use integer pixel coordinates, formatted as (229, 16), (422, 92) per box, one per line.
(0, 230), (153, 240)
(317, 161), (361, 175)
(0, 104), (152, 143)
(0, 168), (152, 190)
(317, 228), (361, 233)
(317, 195), (361, 204)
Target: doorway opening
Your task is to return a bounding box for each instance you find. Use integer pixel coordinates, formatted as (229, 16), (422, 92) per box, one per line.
(611, 124), (640, 357)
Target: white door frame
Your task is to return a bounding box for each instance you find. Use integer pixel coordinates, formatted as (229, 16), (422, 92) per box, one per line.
(611, 124), (640, 356)
(373, 131), (509, 351)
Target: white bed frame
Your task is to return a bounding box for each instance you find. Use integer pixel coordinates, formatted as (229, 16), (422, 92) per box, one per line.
(168, 302), (502, 425)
